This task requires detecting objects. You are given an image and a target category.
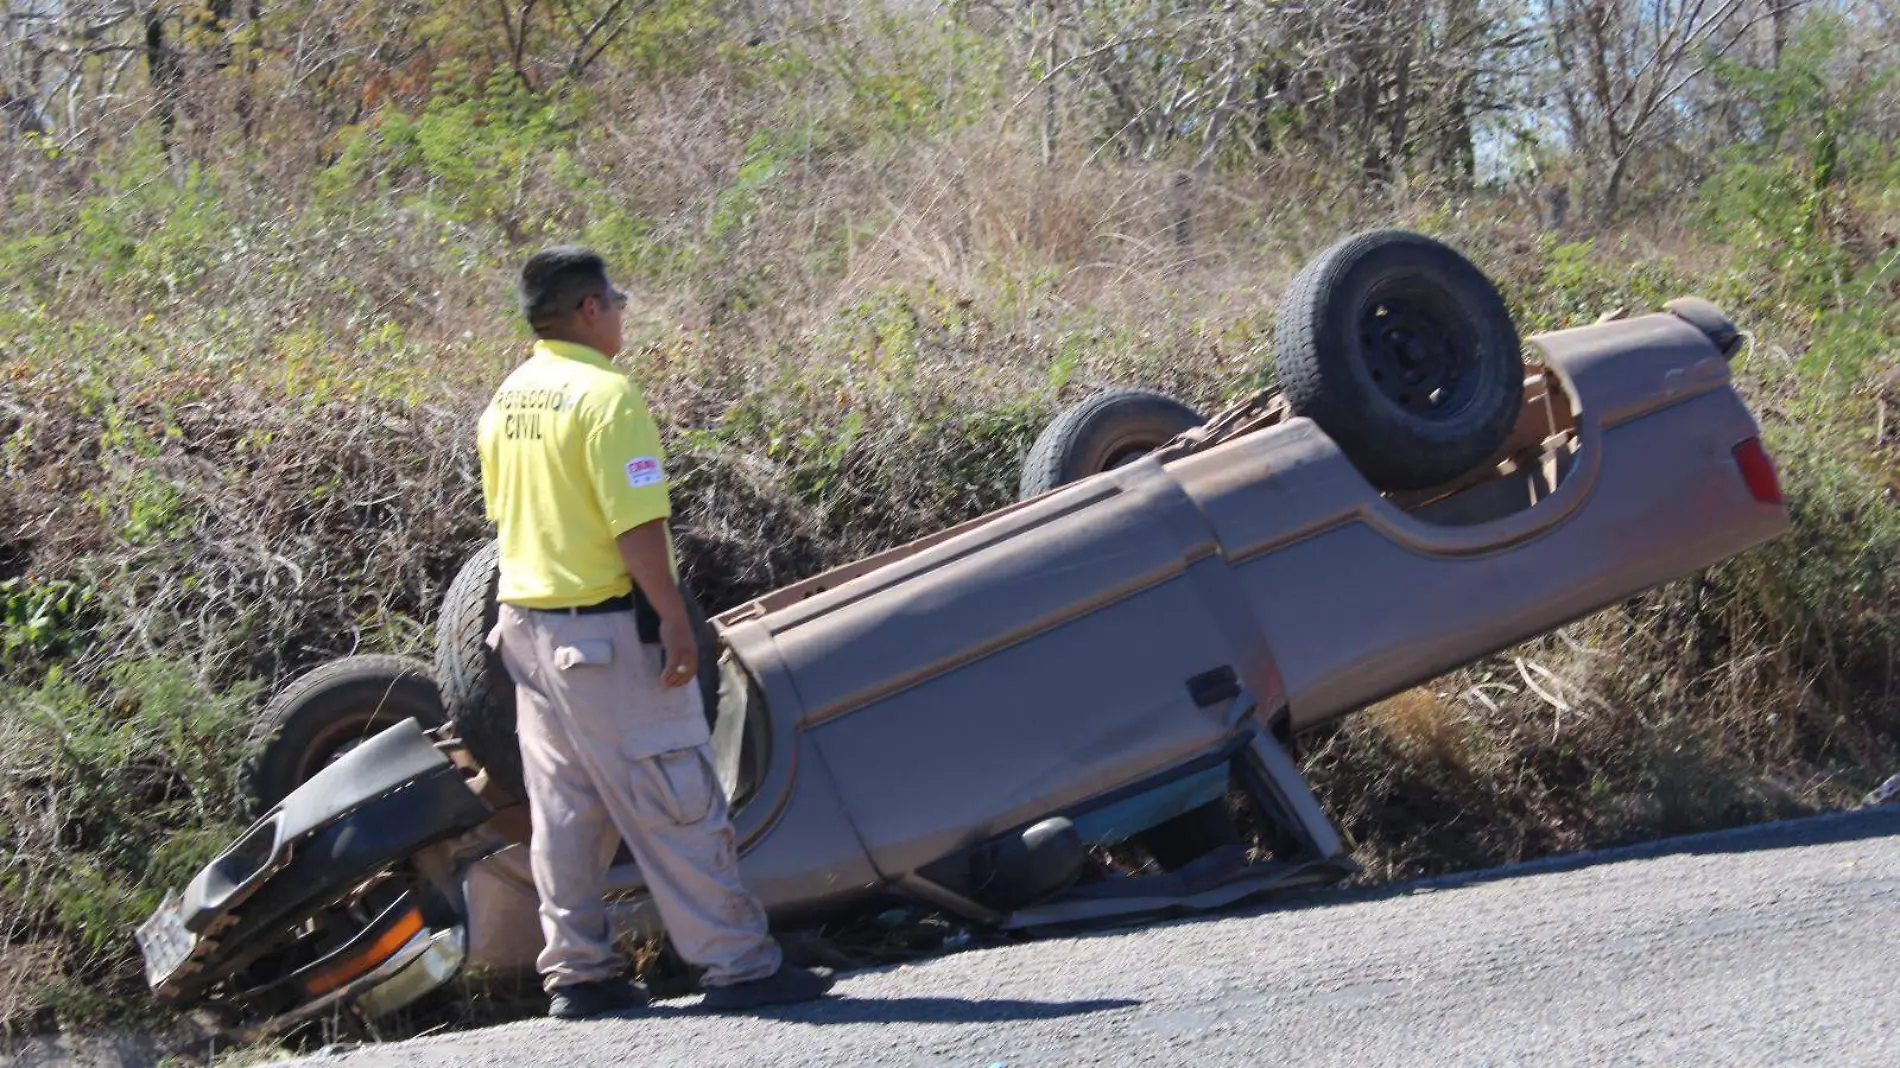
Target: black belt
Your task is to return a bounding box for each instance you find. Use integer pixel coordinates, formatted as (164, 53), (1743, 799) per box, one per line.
(531, 590), (662, 643)
(554, 593), (634, 615)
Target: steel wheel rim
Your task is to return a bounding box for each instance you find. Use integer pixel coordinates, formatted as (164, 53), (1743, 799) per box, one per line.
(1355, 290), (1480, 420)
(295, 712), (387, 783)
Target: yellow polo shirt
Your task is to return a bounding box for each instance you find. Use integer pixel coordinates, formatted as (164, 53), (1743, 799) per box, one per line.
(476, 339), (675, 609)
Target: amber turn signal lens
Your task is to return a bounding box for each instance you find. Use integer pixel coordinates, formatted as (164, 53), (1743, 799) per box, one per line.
(304, 908), (425, 998)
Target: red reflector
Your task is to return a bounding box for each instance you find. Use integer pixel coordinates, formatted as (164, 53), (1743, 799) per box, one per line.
(1732, 438), (1782, 504)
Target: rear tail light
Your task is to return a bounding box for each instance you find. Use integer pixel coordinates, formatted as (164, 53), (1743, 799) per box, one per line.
(1732, 438), (1783, 504)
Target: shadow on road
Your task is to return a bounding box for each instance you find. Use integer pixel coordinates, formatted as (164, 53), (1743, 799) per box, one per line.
(749, 995), (1140, 1025)
(624, 996), (1141, 1026)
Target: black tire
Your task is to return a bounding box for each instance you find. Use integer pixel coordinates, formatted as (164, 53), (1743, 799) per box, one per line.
(1019, 389), (1205, 499)
(240, 654), (445, 813)
(434, 539), (722, 799)
(1275, 229), (1524, 492)
(435, 540), (519, 795)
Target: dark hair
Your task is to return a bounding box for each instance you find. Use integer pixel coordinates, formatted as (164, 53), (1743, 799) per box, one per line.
(518, 245), (610, 333)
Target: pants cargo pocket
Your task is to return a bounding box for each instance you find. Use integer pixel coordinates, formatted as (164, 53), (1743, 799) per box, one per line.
(649, 748), (716, 826)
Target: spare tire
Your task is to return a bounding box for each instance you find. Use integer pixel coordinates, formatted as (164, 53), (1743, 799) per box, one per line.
(240, 654), (445, 813)
(435, 540), (518, 794)
(1275, 229), (1524, 492)
(434, 539), (721, 798)
(1020, 389), (1205, 499)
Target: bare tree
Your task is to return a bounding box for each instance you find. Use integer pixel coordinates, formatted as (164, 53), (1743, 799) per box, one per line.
(2, 0), (148, 139)
(1543, 0), (1774, 220)
(985, 0), (1538, 243)
(489, 0), (661, 91)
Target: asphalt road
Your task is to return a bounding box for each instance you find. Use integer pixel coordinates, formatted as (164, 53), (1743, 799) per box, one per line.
(294, 808), (1900, 1068)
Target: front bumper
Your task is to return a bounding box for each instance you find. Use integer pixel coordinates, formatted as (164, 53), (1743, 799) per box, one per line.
(136, 719), (492, 1020)
(240, 922), (470, 1035)
(351, 924), (469, 1020)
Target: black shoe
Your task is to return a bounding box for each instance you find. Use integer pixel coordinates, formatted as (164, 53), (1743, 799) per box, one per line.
(548, 977), (651, 1020)
(700, 964), (835, 1012)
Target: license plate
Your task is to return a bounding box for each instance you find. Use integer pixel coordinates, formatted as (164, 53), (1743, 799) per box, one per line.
(135, 893), (195, 989)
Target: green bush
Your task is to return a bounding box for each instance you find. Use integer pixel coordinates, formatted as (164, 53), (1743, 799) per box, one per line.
(0, 579), (94, 669)
(1, 661), (257, 1026)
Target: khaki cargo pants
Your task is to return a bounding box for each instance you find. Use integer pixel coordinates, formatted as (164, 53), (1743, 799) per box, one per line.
(490, 603), (782, 992)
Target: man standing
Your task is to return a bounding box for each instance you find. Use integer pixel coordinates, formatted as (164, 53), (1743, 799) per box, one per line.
(476, 246), (833, 1019)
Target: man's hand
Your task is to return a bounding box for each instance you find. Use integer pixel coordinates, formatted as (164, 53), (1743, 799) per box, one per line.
(615, 518), (699, 689)
(657, 609), (698, 689)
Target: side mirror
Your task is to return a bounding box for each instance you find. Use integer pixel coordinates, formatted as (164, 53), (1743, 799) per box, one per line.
(1663, 297), (1744, 361)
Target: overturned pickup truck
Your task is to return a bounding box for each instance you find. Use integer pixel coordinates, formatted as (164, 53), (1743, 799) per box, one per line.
(137, 230), (1789, 1033)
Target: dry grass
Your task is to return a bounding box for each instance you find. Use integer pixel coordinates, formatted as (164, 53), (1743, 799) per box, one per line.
(1305, 592), (1881, 886)
(1363, 688), (1474, 773)
(0, 942), (58, 1032)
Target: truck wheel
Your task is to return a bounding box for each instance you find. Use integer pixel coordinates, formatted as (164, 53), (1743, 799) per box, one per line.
(434, 540), (522, 796)
(1276, 229), (1524, 492)
(1019, 389), (1205, 499)
(1016, 393), (1241, 871)
(434, 539), (722, 799)
(240, 655), (445, 813)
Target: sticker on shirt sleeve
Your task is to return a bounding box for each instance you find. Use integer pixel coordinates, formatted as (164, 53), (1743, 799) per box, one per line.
(624, 456), (665, 488)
